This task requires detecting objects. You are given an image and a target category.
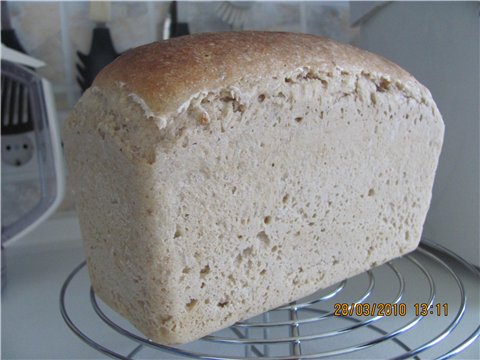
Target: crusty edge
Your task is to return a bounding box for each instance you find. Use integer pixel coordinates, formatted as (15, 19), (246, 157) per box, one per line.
(72, 64), (440, 166)
(92, 32), (426, 117)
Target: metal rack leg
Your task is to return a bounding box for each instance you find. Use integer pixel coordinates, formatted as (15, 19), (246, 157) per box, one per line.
(244, 326), (251, 358)
(126, 344), (144, 358)
(289, 302), (302, 358)
(263, 312), (270, 357)
(230, 326), (264, 357)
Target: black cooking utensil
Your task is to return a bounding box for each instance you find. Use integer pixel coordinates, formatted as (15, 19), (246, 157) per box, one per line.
(169, 1), (190, 38)
(76, 2), (120, 92)
(1, 1), (26, 53)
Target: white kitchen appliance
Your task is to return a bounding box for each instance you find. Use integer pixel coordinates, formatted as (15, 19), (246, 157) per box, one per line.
(1, 46), (65, 288)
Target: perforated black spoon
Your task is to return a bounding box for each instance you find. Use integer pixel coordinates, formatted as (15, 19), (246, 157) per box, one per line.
(76, 1), (119, 92)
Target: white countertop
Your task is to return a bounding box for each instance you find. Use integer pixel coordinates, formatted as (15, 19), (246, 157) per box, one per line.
(1, 213), (479, 359)
(1, 214), (102, 358)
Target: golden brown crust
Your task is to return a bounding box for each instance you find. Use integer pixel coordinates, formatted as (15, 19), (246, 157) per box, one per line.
(94, 31), (416, 115)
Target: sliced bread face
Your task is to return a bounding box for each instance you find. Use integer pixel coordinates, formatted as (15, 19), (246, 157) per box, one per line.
(63, 32), (444, 344)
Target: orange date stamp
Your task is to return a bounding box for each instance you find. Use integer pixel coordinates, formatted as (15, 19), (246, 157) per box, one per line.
(334, 303), (449, 317)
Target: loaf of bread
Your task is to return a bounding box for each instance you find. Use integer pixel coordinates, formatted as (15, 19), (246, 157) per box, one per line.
(63, 32), (444, 344)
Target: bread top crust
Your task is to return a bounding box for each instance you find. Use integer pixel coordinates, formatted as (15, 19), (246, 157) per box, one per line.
(93, 31), (418, 116)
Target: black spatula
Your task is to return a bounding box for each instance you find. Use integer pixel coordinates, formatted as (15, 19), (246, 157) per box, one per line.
(76, 1), (119, 92)
(1, 1), (27, 54)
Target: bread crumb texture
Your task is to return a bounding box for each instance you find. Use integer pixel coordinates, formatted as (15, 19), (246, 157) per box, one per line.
(63, 32), (444, 344)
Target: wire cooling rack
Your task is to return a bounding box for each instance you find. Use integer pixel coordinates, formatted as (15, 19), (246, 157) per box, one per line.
(60, 240), (479, 359)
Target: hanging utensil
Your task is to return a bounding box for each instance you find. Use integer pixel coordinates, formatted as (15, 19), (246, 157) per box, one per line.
(215, 1), (255, 30)
(76, 1), (120, 92)
(169, 1), (190, 38)
(1, 1), (27, 53)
